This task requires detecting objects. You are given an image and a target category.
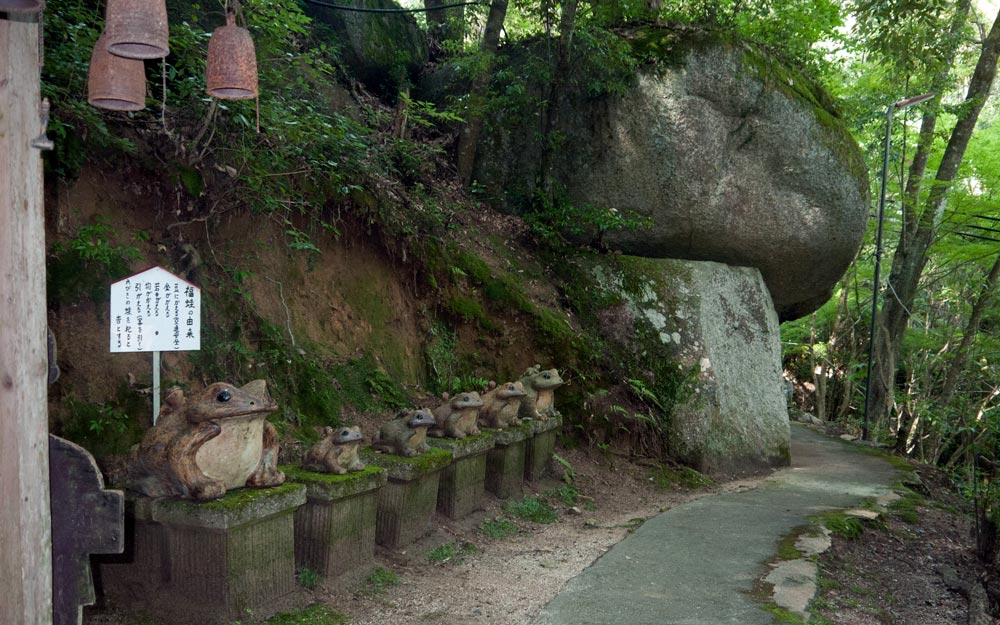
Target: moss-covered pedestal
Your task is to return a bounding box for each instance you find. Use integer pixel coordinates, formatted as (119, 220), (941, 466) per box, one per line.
(428, 432), (496, 519)
(484, 423), (533, 498)
(98, 484), (306, 624)
(362, 447), (452, 549)
(525, 415), (562, 481)
(284, 465), (386, 581)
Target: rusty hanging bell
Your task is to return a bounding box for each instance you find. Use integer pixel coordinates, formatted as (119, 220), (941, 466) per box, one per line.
(104, 0), (169, 59)
(88, 33), (146, 111)
(206, 13), (258, 100)
(0, 0), (44, 13)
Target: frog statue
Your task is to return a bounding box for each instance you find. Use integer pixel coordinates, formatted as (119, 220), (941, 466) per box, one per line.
(518, 366), (565, 422)
(429, 391), (484, 439)
(372, 409), (436, 457)
(126, 380), (285, 500)
(478, 381), (528, 429)
(303, 426), (366, 474)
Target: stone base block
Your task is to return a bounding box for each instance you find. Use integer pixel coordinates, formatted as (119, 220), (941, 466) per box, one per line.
(362, 447), (451, 549)
(526, 416), (562, 481)
(96, 484), (306, 625)
(284, 465), (386, 580)
(484, 424), (533, 499)
(430, 433), (495, 519)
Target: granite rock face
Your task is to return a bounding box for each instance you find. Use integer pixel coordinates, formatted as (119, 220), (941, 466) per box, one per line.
(580, 255), (790, 474)
(306, 0), (427, 95)
(474, 35), (869, 321)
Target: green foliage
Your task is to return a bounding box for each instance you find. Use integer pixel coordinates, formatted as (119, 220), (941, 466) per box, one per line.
(59, 385), (147, 461)
(297, 567), (320, 589)
(426, 541), (478, 564)
(504, 495), (559, 524)
(265, 604), (348, 625)
(446, 295), (496, 329)
(44, 0), (368, 254)
(191, 315), (408, 442)
(545, 484), (580, 506)
(364, 567), (401, 594)
(763, 604), (808, 625)
(552, 452), (575, 484)
(888, 493), (922, 524)
(650, 464), (714, 490)
(524, 190), (650, 248)
(47, 217), (141, 306)
(479, 517), (520, 539)
(823, 514), (865, 540)
(41, 0), (137, 177)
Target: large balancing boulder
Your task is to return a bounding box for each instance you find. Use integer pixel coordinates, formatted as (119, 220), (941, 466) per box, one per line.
(475, 32), (869, 321)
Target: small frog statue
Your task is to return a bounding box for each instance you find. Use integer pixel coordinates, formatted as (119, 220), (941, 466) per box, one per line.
(518, 366), (565, 421)
(429, 391), (484, 439)
(372, 409), (436, 456)
(478, 381), (528, 429)
(303, 426), (366, 474)
(126, 380), (284, 500)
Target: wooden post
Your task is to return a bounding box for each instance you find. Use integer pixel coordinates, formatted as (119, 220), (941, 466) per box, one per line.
(0, 11), (54, 625)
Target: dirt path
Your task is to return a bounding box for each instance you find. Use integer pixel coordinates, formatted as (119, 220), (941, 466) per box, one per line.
(310, 447), (766, 625)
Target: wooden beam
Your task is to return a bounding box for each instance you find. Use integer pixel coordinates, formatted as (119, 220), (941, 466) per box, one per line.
(0, 11), (54, 625)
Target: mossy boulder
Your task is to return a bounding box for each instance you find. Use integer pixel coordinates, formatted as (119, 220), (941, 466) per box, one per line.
(307, 0), (428, 96)
(474, 30), (869, 321)
(566, 255), (790, 474)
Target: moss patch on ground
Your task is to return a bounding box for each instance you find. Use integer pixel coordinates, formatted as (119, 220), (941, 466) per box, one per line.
(265, 604), (348, 625)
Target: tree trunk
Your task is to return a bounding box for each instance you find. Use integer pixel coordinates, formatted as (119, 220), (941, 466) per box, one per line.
(869, 7), (1000, 435)
(810, 313), (829, 422)
(0, 14), (54, 625)
(938, 255), (1000, 407)
(455, 0), (509, 187)
(538, 0), (579, 200)
(425, 0), (464, 53)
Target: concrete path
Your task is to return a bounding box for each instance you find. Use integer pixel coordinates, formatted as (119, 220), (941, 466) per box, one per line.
(533, 424), (903, 625)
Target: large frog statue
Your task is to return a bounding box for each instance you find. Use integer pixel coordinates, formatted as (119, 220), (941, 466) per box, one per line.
(429, 391), (484, 439)
(372, 409), (436, 456)
(518, 366), (564, 421)
(478, 381), (527, 429)
(126, 380), (284, 500)
(303, 426), (366, 474)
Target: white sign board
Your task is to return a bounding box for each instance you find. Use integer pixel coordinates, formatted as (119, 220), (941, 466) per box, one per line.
(110, 266), (201, 352)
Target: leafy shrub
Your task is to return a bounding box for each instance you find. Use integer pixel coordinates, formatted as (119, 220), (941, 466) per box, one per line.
(504, 496), (559, 524)
(364, 567), (400, 594)
(426, 541), (478, 564)
(479, 517), (519, 539)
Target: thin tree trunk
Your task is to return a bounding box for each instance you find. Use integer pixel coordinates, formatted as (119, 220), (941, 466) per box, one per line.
(425, 0), (464, 51)
(538, 0), (579, 201)
(868, 0), (973, 432)
(456, 0), (509, 187)
(810, 313), (828, 422)
(938, 255), (1000, 406)
(869, 7), (1000, 434)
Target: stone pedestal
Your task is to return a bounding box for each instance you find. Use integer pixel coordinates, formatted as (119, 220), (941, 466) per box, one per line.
(284, 465), (386, 581)
(429, 433), (495, 519)
(97, 484), (306, 624)
(362, 447), (451, 549)
(525, 415), (562, 481)
(484, 424), (533, 499)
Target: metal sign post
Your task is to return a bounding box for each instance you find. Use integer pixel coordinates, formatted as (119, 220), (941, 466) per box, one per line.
(110, 266), (201, 424)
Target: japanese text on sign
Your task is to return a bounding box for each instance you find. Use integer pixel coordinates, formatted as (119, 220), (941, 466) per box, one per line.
(110, 266), (200, 352)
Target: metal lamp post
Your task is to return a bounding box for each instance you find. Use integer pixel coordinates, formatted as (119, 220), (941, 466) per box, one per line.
(862, 92), (936, 441)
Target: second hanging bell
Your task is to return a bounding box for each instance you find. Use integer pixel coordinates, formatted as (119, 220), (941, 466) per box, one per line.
(88, 32), (146, 111)
(104, 0), (170, 59)
(206, 13), (258, 100)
